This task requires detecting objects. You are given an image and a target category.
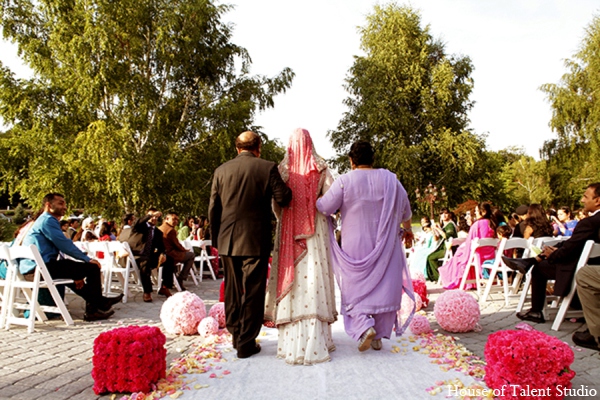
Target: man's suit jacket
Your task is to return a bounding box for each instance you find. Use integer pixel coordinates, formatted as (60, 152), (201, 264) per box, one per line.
(544, 210), (600, 296)
(123, 215), (165, 268)
(159, 222), (188, 263)
(209, 151), (292, 257)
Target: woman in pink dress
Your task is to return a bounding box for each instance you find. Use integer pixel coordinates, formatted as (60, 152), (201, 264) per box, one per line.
(438, 202), (498, 289)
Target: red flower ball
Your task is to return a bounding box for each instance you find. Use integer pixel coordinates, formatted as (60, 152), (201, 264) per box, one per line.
(484, 330), (575, 400)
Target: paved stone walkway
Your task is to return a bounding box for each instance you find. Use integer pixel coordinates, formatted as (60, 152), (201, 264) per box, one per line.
(0, 278), (598, 399)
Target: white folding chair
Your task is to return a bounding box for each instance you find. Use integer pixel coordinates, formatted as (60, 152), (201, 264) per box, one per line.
(0, 244), (74, 333)
(549, 240), (600, 331)
(480, 237), (533, 306)
(516, 237), (567, 312)
(436, 237), (466, 285)
(458, 238), (499, 296)
(177, 239), (199, 287)
(189, 240), (217, 282)
(97, 241), (139, 303)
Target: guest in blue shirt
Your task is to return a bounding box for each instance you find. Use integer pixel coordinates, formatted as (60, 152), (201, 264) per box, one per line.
(21, 193), (122, 321)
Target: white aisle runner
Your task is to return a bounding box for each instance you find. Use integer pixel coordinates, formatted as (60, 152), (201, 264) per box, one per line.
(174, 317), (486, 400)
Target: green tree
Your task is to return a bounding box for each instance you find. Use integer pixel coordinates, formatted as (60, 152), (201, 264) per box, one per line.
(0, 0), (293, 218)
(328, 3), (482, 205)
(540, 15), (600, 205)
(500, 155), (552, 206)
(12, 203), (26, 225)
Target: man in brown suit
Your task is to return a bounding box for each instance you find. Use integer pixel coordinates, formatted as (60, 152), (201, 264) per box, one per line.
(159, 211), (195, 294)
(209, 131), (292, 358)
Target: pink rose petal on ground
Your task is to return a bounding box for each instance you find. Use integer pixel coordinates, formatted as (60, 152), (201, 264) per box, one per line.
(515, 322), (534, 331)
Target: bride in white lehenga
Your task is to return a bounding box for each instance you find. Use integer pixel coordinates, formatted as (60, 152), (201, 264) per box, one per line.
(264, 128), (338, 365)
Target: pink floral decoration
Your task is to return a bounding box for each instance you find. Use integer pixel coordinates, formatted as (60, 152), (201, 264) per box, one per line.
(160, 291), (206, 335)
(412, 278), (429, 307)
(485, 330), (575, 399)
(409, 314), (432, 335)
(92, 326), (166, 395)
(411, 271), (426, 283)
(208, 302), (226, 328)
(398, 292), (422, 325)
(515, 322), (535, 331)
(433, 290), (480, 333)
(198, 316), (219, 337)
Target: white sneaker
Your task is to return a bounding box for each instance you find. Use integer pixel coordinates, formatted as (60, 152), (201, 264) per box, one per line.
(371, 339), (382, 351)
(358, 327), (376, 352)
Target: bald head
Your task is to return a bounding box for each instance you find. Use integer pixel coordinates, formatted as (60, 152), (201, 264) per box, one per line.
(235, 131), (261, 154)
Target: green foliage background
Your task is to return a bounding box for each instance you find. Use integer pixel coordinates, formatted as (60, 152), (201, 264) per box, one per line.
(0, 1), (598, 220)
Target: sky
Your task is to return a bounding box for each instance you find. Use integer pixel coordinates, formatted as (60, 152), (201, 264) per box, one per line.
(223, 0), (600, 159)
(1, 0), (599, 160)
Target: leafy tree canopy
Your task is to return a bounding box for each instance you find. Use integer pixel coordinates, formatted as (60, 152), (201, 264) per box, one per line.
(541, 15), (600, 206)
(0, 0), (294, 218)
(328, 3), (484, 206)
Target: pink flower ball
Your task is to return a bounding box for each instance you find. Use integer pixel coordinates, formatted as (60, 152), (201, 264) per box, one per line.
(208, 302), (226, 328)
(198, 316), (219, 337)
(409, 314), (432, 335)
(160, 291), (206, 335)
(433, 290), (480, 333)
(411, 271), (426, 283)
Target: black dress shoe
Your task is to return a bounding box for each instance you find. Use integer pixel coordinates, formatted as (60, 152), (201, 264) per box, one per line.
(572, 329), (600, 351)
(100, 293), (124, 311)
(516, 309), (545, 323)
(502, 256), (537, 274)
(237, 343), (261, 359)
(84, 308), (114, 322)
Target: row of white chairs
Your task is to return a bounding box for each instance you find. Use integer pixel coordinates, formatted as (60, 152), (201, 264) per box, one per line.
(441, 235), (599, 331)
(0, 238), (221, 333)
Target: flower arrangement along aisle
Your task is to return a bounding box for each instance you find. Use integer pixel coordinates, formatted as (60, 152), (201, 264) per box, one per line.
(92, 326), (166, 395)
(484, 329), (576, 400)
(433, 290), (480, 333)
(160, 291), (206, 335)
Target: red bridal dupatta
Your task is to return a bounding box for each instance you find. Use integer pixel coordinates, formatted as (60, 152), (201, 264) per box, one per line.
(275, 128), (328, 302)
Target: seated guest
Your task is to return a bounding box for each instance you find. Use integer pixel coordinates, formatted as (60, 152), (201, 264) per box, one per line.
(98, 223), (113, 242)
(117, 213), (135, 241)
(159, 211), (195, 293)
(60, 220), (70, 237)
(457, 214), (470, 238)
(177, 216), (195, 241)
(503, 183), (600, 323)
(122, 208), (168, 302)
(522, 204), (553, 239)
(19, 193), (122, 321)
(66, 217), (79, 240)
(573, 264), (600, 351)
(425, 208), (458, 282)
(409, 216), (439, 278)
(439, 202), (498, 289)
(511, 204), (529, 238)
(507, 212), (520, 233)
(551, 206), (578, 237)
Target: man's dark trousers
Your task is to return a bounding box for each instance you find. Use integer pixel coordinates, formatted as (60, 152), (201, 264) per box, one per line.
(221, 255), (269, 355)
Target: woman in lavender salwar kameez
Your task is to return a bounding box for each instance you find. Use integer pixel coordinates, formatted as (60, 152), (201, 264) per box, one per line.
(438, 202), (497, 290)
(316, 141), (415, 352)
